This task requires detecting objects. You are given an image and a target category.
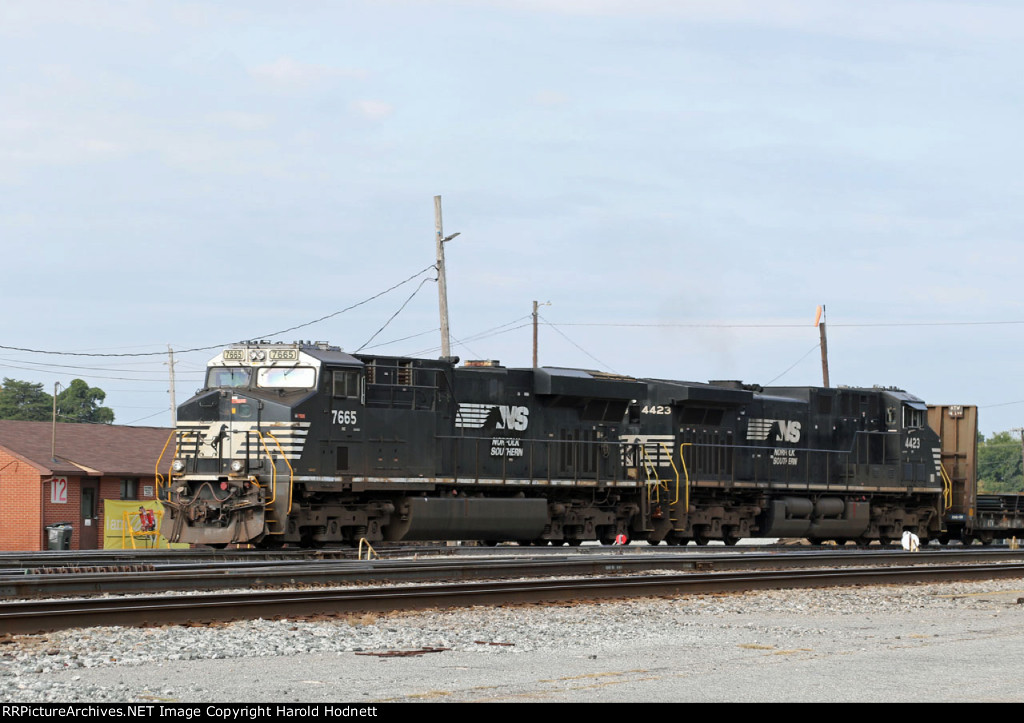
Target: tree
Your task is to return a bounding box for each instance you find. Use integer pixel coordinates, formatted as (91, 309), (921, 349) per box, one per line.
(977, 431), (1023, 494)
(0, 378), (52, 421)
(0, 377), (115, 424)
(56, 379), (115, 424)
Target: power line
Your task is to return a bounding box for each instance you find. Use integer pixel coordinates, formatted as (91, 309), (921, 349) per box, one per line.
(765, 342), (823, 385)
(354, 277), (433, 353)
(538, 314), (617, 373)
(0, 264), (437, 359)
(549, 319), (1024, 329)
(409, 317), (532, 357)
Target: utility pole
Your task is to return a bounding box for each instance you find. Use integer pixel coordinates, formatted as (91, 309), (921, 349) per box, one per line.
(434, 196), (460, 360)
(532, 300), (550, 368)
(816, 305), (830, 388)
(167, 345), (177, 427)
(51, 382), (61, 462)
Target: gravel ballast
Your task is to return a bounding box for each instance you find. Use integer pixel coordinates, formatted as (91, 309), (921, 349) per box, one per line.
(2, 579), (1023, 703)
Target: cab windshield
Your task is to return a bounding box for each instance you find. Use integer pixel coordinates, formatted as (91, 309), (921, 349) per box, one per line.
(257, 366), (316, 389)
(207, 367), (251, 388)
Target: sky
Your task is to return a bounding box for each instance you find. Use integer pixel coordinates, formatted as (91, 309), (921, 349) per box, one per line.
(1, 0), (1022, 436)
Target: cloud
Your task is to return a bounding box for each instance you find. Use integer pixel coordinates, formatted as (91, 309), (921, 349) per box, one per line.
(464, 0), (1024, 44)
(206, 112), (275, 132)
(350, 99), (395, 121)
(531, 91), (569, 107)
(248, 57), (367, 88)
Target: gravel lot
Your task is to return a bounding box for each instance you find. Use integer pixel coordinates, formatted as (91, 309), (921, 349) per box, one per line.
(3, 578), (1024, 703)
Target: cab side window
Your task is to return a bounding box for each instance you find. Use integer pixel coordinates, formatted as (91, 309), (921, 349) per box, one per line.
(333, 370), (362, 399)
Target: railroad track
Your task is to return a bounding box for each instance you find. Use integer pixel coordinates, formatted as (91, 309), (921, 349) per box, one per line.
(5, 548), (1024, 599)
(3, 560), (1024, 635)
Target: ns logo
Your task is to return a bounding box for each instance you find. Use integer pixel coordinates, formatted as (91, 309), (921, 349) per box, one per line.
(456, 403), (530, 432)
(747, 418), (802, 443)
(496, 405), (530, 431)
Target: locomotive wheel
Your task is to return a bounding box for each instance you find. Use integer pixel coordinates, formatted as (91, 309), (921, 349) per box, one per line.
(722, 534), (740, 546)
(566, 538), (582, 546)
(482, 540), (499, 547)
(692, 526), (710, 546)
(673, 537), (691, 546)
(647, 539), (662, 546)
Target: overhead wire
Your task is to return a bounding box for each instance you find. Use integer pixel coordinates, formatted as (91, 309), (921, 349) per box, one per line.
(765, 343), (824, 385)
(0, 263), (437, 358)
(354, 277), (434, 353)
(538, 315), (617, 373)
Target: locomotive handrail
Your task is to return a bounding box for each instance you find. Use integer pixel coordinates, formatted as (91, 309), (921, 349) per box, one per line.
(675, 442), (692, 512)
(254, 431), (295, 519)
(939, 463), (954, 511)
(266, 430), (296, 515)
(154, 430), (178, 498)
(252, 430), (278, 506)
(639, 445), (665, 499)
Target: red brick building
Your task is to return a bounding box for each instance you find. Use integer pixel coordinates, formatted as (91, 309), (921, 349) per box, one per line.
(0, 421), (173, 550)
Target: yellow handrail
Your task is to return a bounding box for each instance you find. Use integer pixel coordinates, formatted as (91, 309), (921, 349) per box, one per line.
(253, 431), (279, 505)
(657, 442), (680, 506)
(358, 538), (379, 560)
(638, 444), (665, 501)
(938, 462), (954, 511)
(254, 431), (295, 537)
(154, 430), (178, 496)
(677, 442), (692, 514)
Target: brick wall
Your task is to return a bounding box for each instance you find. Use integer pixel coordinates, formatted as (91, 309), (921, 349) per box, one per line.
(0, 450), (44, 551)
(41, 474), (81, 549)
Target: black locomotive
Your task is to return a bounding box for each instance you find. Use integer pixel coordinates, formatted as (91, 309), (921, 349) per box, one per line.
(157, 341), (947, 547)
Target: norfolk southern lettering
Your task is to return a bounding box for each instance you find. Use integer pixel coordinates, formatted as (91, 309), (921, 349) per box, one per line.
(157, 343), (946, 547)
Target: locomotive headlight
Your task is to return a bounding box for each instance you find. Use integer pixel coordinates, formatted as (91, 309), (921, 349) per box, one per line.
(171, 459), (186, 473)
(229, 460), (246, 474)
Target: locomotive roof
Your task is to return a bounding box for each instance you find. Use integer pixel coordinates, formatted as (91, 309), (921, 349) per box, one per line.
(533, 367), (646, 400)
(222, 341), (363, 366)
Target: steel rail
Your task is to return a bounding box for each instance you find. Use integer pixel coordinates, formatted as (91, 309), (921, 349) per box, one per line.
(5, 549), (1024, 599)
(2, 562), (1023, 635)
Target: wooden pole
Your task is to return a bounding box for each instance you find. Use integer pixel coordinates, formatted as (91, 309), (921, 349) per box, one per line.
(434, 196), (451, 359)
